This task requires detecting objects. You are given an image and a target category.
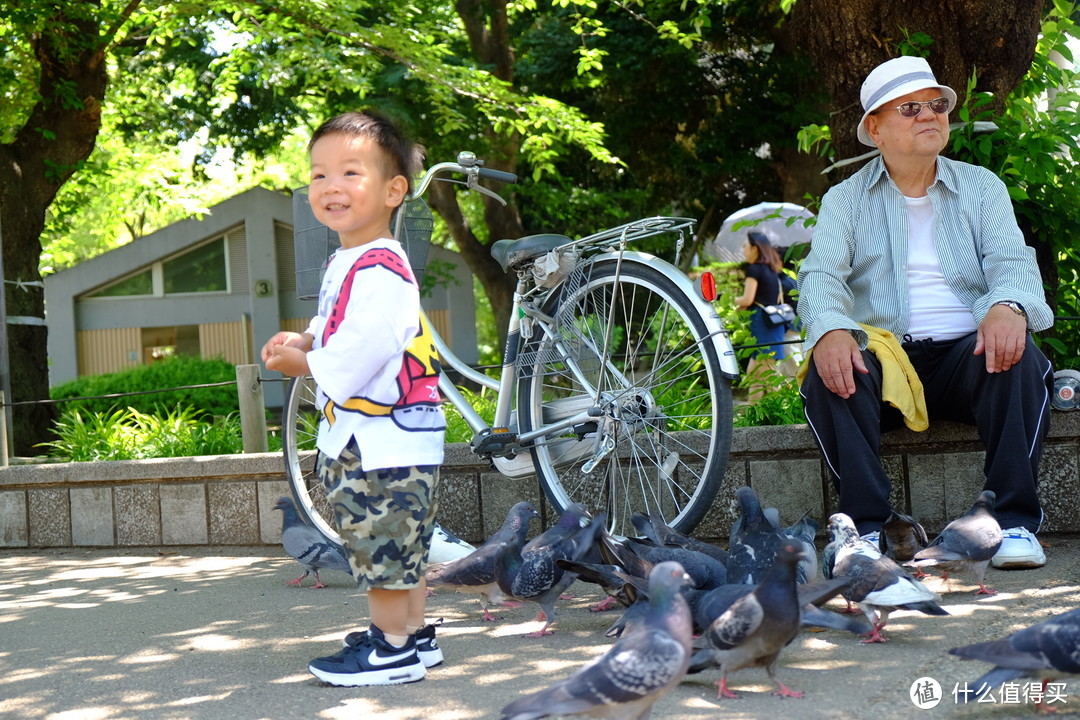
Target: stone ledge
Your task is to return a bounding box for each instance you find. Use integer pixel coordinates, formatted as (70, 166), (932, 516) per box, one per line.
(1, 412), (1076, 548)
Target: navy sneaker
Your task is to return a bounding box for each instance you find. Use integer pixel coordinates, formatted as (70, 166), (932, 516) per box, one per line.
(344, 619), (444, 668)
(309, 625), (425, 686)
(413, 621), (444, 668)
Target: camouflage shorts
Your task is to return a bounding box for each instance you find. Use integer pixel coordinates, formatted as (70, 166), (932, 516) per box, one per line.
(316, 439), (439, 591)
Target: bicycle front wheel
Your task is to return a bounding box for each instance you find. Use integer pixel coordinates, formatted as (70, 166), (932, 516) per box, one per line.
(517, 258), (732, 536)
(282, 375), (341, 543)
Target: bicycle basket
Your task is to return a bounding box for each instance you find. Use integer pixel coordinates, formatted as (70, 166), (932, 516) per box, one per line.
(291, 189), (434, 300)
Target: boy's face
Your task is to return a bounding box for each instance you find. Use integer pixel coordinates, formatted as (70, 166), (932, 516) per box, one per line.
(308, 132), (407, 248)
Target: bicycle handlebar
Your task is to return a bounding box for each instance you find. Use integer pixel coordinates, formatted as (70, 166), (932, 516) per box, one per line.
(477, 167), (518, 184)
(411, 152), (516, 205)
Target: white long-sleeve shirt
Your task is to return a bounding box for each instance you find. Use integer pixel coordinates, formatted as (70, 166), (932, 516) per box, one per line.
(305, 238), (445, 469)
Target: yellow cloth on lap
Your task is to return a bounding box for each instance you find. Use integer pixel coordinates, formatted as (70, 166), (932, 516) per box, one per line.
(797, 324), (928, 431)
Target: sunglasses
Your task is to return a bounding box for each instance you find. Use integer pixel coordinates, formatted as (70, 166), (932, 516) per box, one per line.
(877, 97), (951, 118)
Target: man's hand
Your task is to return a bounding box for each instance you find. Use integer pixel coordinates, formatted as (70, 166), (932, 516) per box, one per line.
(974, 304), (1028, 373)
(812, 329), (868, 399)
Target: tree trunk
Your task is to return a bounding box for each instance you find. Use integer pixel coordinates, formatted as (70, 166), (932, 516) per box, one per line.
(1, 6), (111, 454)
(789, 0), (1043, 172)
(436, 0), (525, 353)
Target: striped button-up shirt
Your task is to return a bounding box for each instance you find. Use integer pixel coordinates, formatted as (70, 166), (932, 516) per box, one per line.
(797, 155), (1053, 351)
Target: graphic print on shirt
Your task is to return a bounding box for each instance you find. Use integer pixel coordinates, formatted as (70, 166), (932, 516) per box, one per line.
(321, 247), (445, 433)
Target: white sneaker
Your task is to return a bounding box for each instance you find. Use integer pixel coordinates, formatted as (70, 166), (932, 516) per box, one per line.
(991, 527), (1046, 569)
(860, 531), (880, 548)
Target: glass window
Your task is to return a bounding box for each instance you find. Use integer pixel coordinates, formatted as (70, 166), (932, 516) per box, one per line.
(88, 270), (153, 298)
(163, 238), (227, 294)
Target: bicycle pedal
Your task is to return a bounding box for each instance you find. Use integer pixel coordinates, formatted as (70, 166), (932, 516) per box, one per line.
(470, 427), (520, 457)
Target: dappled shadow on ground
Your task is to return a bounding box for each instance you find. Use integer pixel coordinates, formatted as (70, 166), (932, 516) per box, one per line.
(1, 544), (1079, 719)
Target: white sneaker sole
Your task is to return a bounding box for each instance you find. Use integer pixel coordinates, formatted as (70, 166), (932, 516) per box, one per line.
(418, 648), (444, 668)
(992, 555), (1046, 569)
(308, 662), (426, 686)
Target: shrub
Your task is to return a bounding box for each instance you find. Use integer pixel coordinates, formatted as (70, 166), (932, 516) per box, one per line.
(50, 356), (239, 417)
(36, 405), (245, 461)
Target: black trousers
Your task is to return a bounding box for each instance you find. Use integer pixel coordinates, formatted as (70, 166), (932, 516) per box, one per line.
(800, 332), (1054, 534)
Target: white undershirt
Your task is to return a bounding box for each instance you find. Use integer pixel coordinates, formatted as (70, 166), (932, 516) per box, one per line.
(905, 194), (977, 341)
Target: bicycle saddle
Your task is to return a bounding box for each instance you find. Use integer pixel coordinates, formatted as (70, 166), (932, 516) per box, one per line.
(490, 233), (571, 272)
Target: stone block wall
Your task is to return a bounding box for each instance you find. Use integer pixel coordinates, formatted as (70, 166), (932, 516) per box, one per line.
(0, 412), (1077, 548)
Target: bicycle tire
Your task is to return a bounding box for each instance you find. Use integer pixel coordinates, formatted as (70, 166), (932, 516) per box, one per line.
(517, 258), (732, 536)
(282, 375), (342, 543)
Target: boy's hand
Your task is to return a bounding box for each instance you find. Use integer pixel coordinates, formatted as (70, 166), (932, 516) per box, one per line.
(261, 332), (313, 377)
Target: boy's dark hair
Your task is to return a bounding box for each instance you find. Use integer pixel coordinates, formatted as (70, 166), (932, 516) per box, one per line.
(308, 110), (423, 195)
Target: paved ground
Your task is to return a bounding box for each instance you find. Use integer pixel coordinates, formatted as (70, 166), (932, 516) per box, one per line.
(2, 539), (1080, 720)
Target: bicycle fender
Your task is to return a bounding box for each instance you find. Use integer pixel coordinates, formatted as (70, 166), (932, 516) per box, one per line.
(590, 251), (741, 378)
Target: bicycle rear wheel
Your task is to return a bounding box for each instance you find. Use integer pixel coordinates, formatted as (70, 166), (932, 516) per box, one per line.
(516, 258), (731, 536)
(282, 375), (341, 543)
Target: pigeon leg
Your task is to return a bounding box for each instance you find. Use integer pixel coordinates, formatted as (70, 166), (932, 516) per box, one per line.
(974, 583), (997, 596)
(773, 682), (804, 699)
(716, 675), (741, 699)
(589, 596), (620, 612)
(859, 626), (889, 643)
(524, 621), (555, 638)
(502, 600), (525, 608)
(311, 571), (328, 589)
(481, 608), (502, 622)
(287, 571), (310, 587)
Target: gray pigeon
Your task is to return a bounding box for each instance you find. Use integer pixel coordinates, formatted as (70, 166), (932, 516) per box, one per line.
(949, 607), (1080, 709)
(878, 509), (929, 564)
(426, 501), (539, 621)
(500, 561), (693, 720)
(273, 496), (352, 588)
(781, 510), (820, 582)
(631, 512), (729, 566)
(692, 577), (869, 638)
(910, 490), (1003, 595)
(689, 543), (806, 699)
(822, 513), (948, 643)
(726, 486), (786, 585)
(495, 503), (604, 637)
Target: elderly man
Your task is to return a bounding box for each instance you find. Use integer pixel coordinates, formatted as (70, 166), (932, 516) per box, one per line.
(797, 56), (1055, 568)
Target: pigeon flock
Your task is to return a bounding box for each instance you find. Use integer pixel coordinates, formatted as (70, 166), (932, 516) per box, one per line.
(276, 487), (1077, 716)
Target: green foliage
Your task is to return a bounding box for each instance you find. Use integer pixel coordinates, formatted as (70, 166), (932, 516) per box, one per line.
(733, 377), (805, 426)
(699, 258), (807, 425)
(49, 356), (239, 418)
(946, 4), (1080, 369)
(443, 386), (500, 444)
(37, 405), (244, 461)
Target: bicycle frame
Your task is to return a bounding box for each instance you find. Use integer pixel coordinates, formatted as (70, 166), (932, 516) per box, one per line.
(425, 243), (739, 480)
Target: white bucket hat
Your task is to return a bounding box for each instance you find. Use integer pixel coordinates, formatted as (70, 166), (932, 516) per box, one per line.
(857, 56), (957, 146)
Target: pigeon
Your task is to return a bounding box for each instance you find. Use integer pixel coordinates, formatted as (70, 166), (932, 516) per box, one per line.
(500, 561), (693, 720)
(949, 607), (1080, 710)
(878, 509), (929, 564)
(430, 522), (478, 564)
(273, 496), (352, 588)
(910, 490), (1003, 595)
(631, 512), (729, 566)
(556, 558), (637, 612)
(822, 513), (948, 643)
(426, 501), (539, 621)
(726, 486), (787, 585)
(613, 539), (730, 591)
(495, 503), (604, 637)
(688, 543), (806, 699)
(781, 510), (820, 582)
(692, 577), (869, 638)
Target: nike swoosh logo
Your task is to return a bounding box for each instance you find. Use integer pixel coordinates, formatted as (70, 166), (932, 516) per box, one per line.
(367, 648), (416, 667)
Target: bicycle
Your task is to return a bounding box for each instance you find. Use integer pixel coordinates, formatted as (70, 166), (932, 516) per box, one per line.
(283, 152), (739, 541)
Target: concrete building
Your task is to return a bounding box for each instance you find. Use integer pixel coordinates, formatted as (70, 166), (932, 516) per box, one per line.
(43, 187), (479, 408)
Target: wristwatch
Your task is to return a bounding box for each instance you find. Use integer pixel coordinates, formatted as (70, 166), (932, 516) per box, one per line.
(994, 300), (1027, 318)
